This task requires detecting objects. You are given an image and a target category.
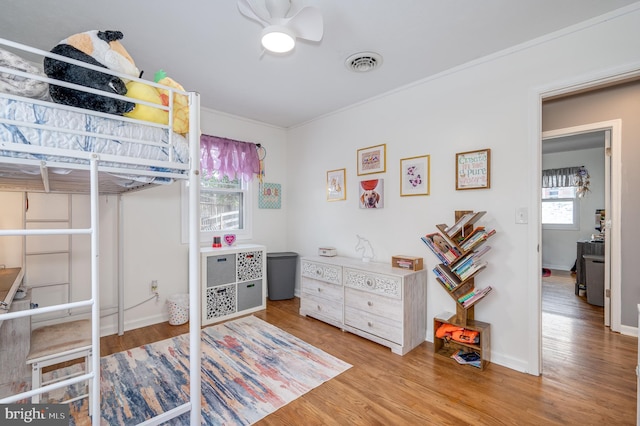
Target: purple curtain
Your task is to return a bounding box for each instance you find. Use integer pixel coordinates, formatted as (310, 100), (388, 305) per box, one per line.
(200, 134), (260, 181)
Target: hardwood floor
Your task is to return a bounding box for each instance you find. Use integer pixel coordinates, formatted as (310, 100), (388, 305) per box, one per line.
(97, 272), (637, 425)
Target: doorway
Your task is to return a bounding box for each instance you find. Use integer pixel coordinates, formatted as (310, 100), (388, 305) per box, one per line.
(542, 120), (622, 332)
(541, 123), (619, 328)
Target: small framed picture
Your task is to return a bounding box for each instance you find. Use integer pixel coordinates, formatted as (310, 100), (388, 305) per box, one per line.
(327, 168), (346, 201)
(456, 149), (491, 190)
(258, 182), (282, 208)
(357, 144), (386, 175)
(359, 179), (384, 209)
(400, 155), (430, 196)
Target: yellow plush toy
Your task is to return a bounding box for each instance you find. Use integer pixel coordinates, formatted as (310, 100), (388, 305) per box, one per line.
(123, 70), (189, 135)
(123, 80), (167, 125)
(155, 70), (189, 134)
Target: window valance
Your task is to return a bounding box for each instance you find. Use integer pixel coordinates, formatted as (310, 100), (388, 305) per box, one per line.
(542, 166), (582, 188)
(200, 134), (260, 181)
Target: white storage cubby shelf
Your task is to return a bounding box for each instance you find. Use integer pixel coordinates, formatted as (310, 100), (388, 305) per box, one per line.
(299, 256), (428, 356)
(200, 244), (267, 325)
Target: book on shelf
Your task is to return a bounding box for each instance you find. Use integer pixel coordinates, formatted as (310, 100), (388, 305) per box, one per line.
(451, 246), (491, 275)
(460, 228), (495, 252)
(433, 265), (461, 290)
(444, 211), (486, 238)
(451, 350), (482, 368)
(461, 286), (493, 308)
(457, 261), (487, 281)
(458, 226), (485, 245)
(421, 233), (461, 265)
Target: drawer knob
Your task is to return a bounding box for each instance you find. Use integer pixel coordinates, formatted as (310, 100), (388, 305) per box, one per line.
(317, 305), (321, 311)
(316, 269), (322, 276)
(367, 321), (373, 327)
(367, 301), (373, 307)
(317, 287), (322, 292)
(365, 278), (374, 287)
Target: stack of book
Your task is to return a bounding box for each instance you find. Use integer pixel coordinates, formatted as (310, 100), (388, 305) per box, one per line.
(457, 286), (493, 308)
(433, 265), (461, 290)
(421, 233), (461, 265)
(450, 245), (491, 280)
(460, 228), (496, 252)
(451, 350), (482, 368)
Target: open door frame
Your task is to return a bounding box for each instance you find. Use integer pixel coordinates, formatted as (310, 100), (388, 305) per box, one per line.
(542, 121), (620, 329)
(527, 65), (639, 376)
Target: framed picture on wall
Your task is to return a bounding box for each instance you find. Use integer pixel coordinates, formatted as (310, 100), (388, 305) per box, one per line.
(400, 155), (430, 196)
(359, 179), (384, 208)
(456, 148), (491, 190)
(357, 144), (386, 175)
(327, 168), (346, 201)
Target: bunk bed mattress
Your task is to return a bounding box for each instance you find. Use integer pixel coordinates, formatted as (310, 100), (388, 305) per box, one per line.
(0, 97), (189, 183)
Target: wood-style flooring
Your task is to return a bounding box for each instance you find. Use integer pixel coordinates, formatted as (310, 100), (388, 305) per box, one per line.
(96, 270), (636, 425)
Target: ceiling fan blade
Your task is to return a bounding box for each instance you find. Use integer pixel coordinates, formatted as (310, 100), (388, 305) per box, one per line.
(237, 0), (270, 26)
(285, 6), (323, 42)
(264, 0), (291, 19)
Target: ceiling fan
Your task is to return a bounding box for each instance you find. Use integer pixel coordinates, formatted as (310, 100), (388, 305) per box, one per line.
(237, 0), (323, 54)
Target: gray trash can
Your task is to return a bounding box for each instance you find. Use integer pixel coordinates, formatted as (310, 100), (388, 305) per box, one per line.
(584, 254), (605, 307)
(266, 252), (298, 300)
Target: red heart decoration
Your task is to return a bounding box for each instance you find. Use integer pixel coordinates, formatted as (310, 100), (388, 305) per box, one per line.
(224, 234), (236, 246)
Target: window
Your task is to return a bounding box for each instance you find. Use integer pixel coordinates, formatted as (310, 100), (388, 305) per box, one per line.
(182, 134), (259, 244)
(542, 186), (579, 230)
(200, 173), (252, 239)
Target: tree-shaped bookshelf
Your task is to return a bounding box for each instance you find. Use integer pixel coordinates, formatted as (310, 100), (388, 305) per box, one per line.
(422, 210), (495, 369)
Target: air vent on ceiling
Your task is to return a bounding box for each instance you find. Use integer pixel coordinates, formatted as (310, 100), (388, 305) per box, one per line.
(345, 52), (383, 73)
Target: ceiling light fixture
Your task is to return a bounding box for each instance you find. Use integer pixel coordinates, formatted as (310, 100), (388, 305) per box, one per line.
(238, 0), (323, 56)
(261, 25), (295, 53)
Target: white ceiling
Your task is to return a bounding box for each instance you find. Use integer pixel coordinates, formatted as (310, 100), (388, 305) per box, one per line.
(542, 131), (606, 154)
(1, 1), (638, 128)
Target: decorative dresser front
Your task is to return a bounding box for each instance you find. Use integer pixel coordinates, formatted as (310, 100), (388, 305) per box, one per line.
(300, 256), (427, 355)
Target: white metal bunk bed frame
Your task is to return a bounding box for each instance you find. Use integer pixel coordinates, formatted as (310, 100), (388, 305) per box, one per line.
(0, 38), (202, 425)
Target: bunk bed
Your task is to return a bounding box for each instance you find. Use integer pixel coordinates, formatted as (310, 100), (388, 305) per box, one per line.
(0, 37), (202, 424)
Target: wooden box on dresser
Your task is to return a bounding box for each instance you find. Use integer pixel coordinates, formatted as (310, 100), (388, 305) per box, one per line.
(200, 244), (266, 326)
(300, 256), (428, 355)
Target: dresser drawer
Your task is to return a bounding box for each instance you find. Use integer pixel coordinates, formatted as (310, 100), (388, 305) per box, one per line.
(344, 287), (402, 322)
(345, 306), (402, 344)
(301, 276), (342, 301)
(343, 268), (402, 299)
(301, 260), (342, 285)
(300, 294), (343, 324)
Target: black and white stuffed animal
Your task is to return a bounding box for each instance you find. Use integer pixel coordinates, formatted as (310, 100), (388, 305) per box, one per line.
(44, 30), (139, 114)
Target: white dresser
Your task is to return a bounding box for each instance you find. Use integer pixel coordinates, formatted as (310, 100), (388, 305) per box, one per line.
(300, 256), (427, 355)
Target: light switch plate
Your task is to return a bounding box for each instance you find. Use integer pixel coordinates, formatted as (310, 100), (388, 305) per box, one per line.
(516, 207), (528, 224)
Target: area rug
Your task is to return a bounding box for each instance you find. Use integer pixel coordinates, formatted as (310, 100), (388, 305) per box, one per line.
(62, 315), (351, 425)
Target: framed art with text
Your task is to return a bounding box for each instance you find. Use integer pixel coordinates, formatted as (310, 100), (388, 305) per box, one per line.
(456, 149), (491, 190)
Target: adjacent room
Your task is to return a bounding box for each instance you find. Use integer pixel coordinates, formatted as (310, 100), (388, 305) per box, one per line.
(1, 1), (639, 424)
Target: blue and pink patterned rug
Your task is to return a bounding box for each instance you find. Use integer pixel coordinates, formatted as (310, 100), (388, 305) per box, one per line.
(66, 315), (351, 424)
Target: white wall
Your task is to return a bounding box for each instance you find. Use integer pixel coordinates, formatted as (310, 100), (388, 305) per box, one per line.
(286, 7), (640, 373)
(112, 107), (289, 333)
(541, 148), (605, 270)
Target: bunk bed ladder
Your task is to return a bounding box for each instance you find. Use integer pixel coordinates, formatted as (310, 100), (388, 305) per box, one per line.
(0, 158), (101, 425)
